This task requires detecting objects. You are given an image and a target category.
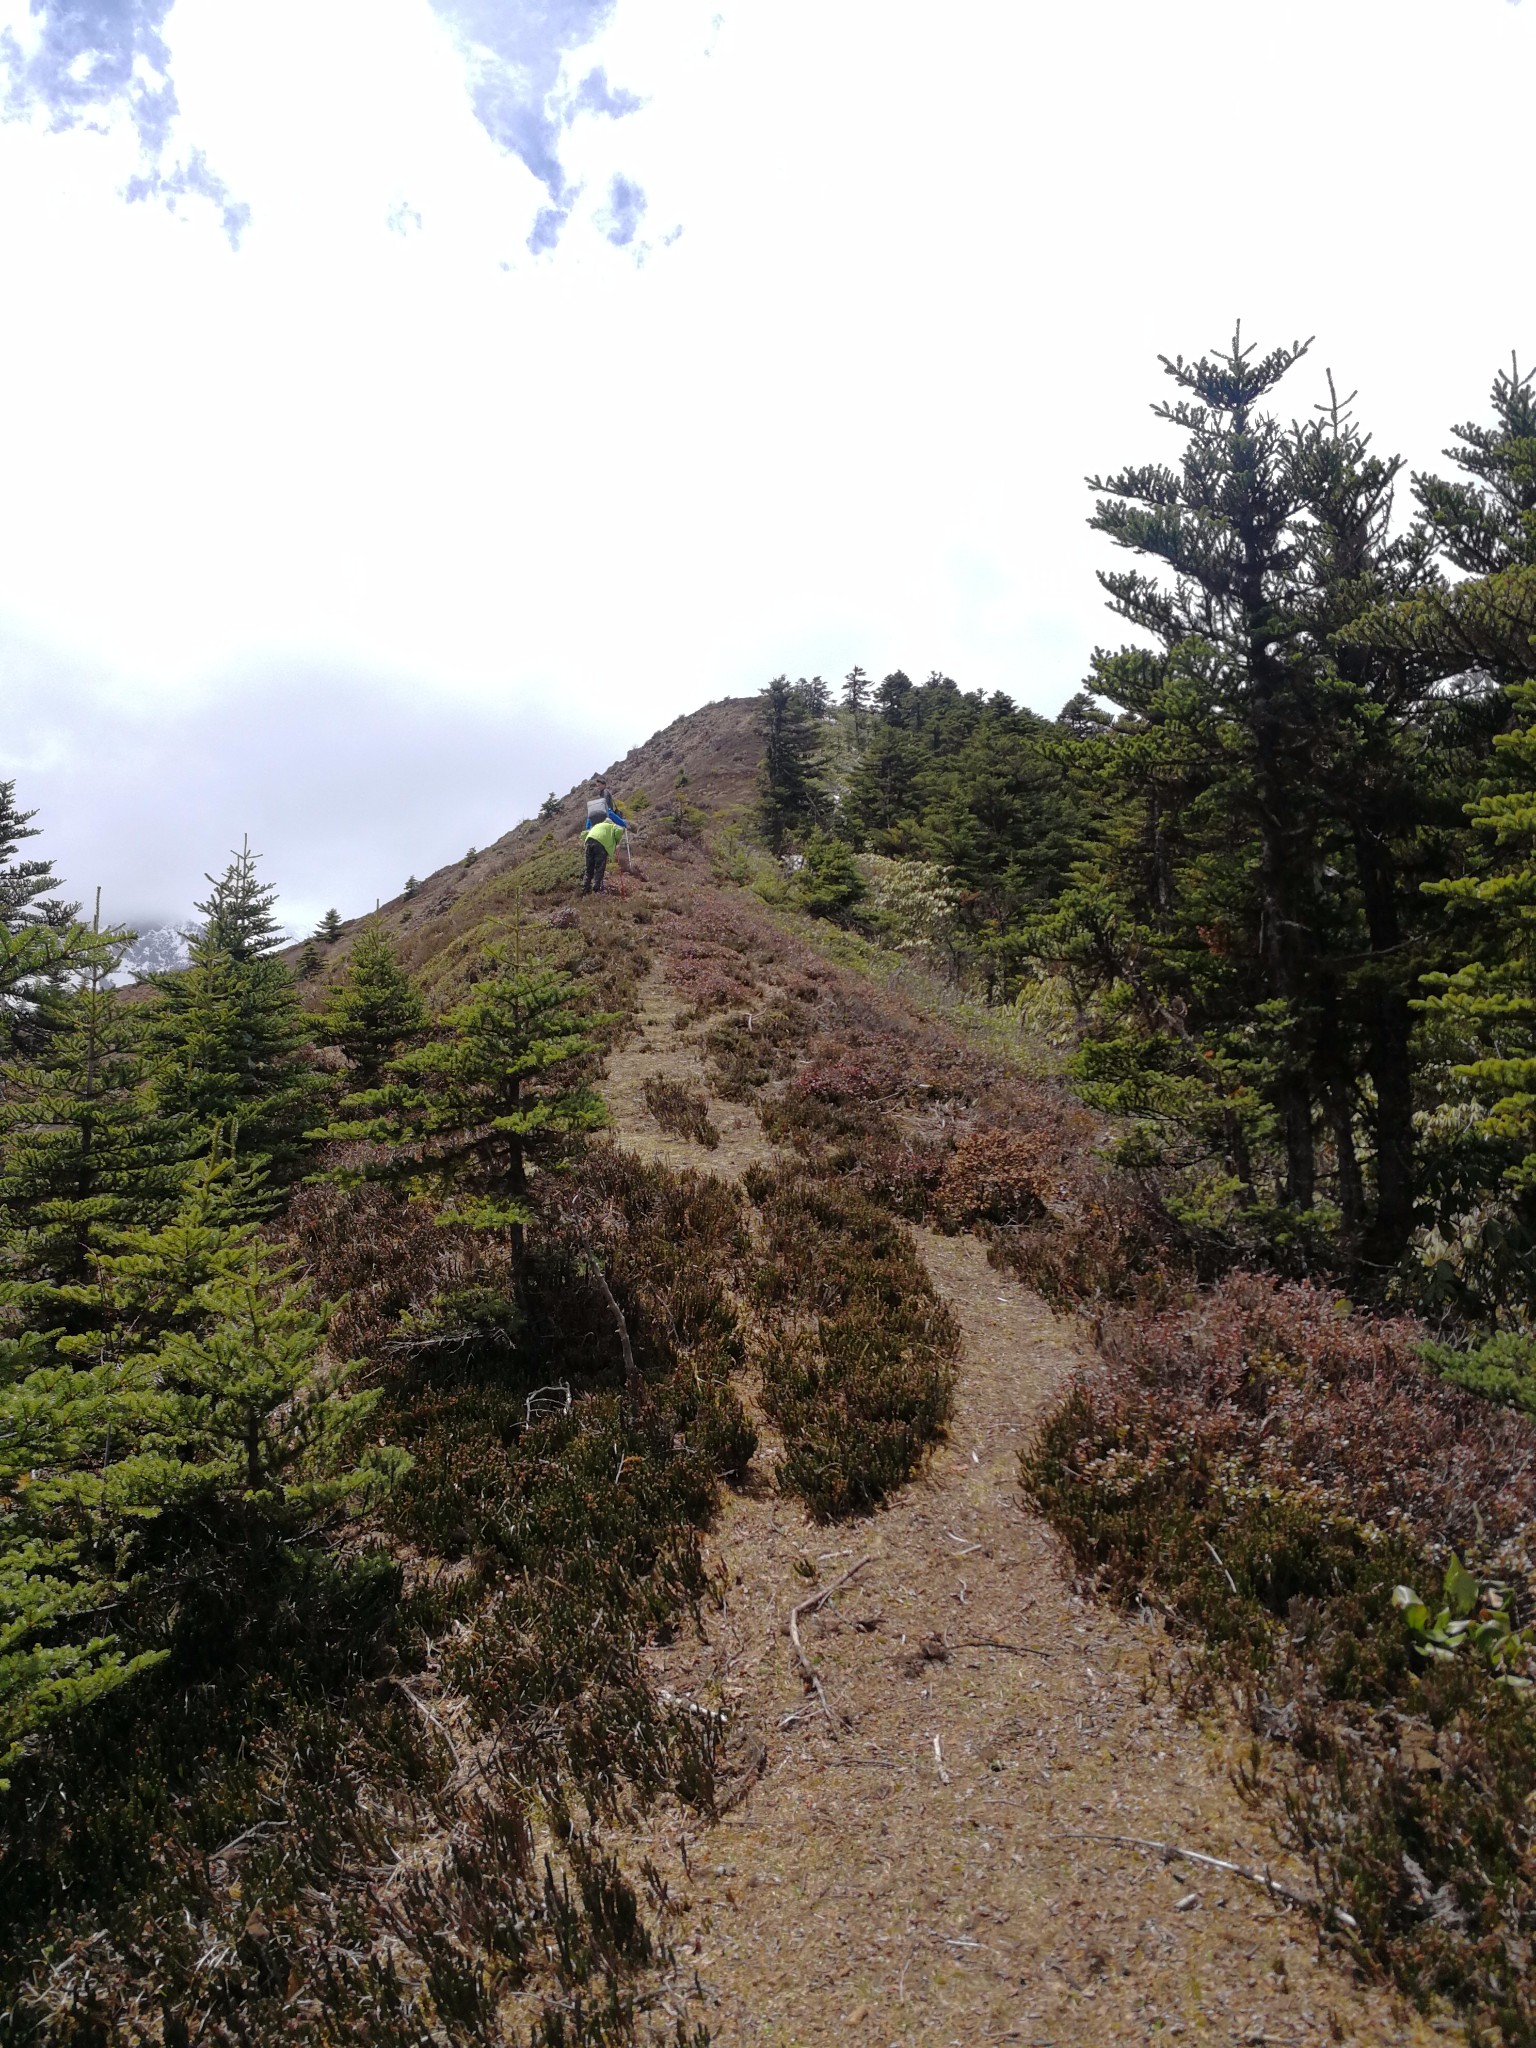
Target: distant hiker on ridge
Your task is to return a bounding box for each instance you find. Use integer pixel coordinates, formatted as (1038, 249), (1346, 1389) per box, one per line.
(581, 780), (631, 895)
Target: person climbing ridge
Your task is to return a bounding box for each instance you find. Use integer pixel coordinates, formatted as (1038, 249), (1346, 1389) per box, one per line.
(581, 780), (631, 894)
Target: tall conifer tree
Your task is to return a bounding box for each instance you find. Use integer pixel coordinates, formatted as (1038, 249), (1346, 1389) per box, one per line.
(146, 842), (324, 1186)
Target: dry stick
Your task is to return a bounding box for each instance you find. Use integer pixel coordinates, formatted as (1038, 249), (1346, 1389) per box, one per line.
(393, 1677), (469, 1778)
(1051, 1830), (1359, 1933)
(953, 1636), (1052, 1660)
(787, 1555), (874, 1733)
(715, 1735), (769, 1816)
(587, 1258), (642, 1402)
(1205, 1539), (1239, 1597)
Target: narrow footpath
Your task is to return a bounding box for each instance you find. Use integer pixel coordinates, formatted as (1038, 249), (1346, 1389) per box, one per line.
(603, 974), (1448, 2048)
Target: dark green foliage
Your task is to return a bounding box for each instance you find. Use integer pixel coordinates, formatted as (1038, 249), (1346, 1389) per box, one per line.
(0, 783), (113, 1056)
(316, 906), (344, 942)
(1, 1150), (404, 1787)
(641, 1073), (719, 1148)
(0, 937), (183, 1313)
(757, 675), (826, 853)
(1017, 334), (1502, 1276)
(746, 1167), (957, 1517)
(321, 941), (611, 1234)
(794, 829), (865, 923)
(841, 665), (870, 729)
(836, 673), (1086, 995)
(540, 792), (561, 819)
(1414, 354), (1536, 573)
(317, 924), (428, 1088)
(146, 841), (327, 1185)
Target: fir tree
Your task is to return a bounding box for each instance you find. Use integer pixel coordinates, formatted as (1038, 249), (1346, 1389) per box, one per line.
(539, 793), (560, 820)
(316, 927), (427, 1090)
(403, 874), (420, 899)
(297, 939), (321, 980)
(758, 676), (825, 853)
(146, 843), (325, 1185)
(1040, 331), (1464, 1258)
(145, 1197), (406, 1510)
(0, 782), (110, 1055)
(0, 1322), (168, 1784)
(796, 675), (832, 720)
(316, 908), (344, 944)
(0, 1149), (405, 1779)
(1415, 356), (1536, 574)
(795, 831), (866, 923)
(0, 906), (183, 1327)
(322, 940), (610, 1242)
(842, 666), (870, 732)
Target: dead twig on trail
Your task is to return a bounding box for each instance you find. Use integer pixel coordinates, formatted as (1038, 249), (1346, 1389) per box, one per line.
(787, 1554), (873, 1733)
(953, 1635), (1052, 1660)
(657, 1686), (730, 1726)
(1049, 1829), (1358, 1933)
(715, 1734), (769, 1816)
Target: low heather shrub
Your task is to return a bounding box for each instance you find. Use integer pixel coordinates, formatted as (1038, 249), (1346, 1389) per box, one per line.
(1025, 1272), (1536, 2037)
(746, 1167), (957, 1517)
(705, 1005), (804, 1100)
(642, 1073), (720, 1149)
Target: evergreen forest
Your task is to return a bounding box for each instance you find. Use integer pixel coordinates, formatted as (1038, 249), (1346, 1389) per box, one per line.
(765, 335), (1536, 1347)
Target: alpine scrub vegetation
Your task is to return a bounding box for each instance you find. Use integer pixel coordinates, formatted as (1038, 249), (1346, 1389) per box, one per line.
(5, 329), (1536, 2040)
(0, 806), (761, 2041)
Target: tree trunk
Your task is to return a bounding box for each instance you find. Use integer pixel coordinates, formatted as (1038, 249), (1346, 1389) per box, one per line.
(1365, 990), (1415, 1267)
(1352, 824), (1416, 1268)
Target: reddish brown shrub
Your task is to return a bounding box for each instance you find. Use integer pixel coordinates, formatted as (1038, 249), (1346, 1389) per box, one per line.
(935, 1126), (1052, 1228)
(1026, 1273), (1536, 2033)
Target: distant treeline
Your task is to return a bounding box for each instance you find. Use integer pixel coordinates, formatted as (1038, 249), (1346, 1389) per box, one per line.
(759, 333), (1536, 1332)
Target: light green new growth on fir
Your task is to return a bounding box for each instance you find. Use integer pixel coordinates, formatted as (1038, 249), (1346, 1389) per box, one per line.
(0, 1150), (407, 1786)
(318, 938), (611, 1230)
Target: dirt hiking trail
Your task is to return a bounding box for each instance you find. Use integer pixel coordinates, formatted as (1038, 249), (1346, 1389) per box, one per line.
(603, 968), (1447, 2047)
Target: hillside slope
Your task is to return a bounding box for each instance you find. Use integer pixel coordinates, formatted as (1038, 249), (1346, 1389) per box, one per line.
(3, 692), (1467, 2047)
(294, 698), (1433, 2043)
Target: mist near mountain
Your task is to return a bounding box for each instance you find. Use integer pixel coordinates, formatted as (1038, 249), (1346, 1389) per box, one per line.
(6, 636), (610, 937)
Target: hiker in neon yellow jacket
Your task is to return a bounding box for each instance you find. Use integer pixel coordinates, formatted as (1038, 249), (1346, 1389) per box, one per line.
(582, 815), (624, 895)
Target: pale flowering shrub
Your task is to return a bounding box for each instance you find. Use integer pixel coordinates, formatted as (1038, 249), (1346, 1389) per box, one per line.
(860, 855), (959, 956)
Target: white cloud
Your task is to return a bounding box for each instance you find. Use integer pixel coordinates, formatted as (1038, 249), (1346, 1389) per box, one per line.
(0, 0), (1532, 927)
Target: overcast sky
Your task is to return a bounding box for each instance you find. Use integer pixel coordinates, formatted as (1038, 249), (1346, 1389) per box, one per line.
(1, 0), (1532, 934)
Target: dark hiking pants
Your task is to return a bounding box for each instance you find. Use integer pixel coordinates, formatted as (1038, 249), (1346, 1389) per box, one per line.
(583, 840), (608, 894)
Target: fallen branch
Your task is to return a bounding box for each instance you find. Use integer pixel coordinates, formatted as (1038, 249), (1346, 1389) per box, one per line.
(393, 1678), (469, 1778)
(953, 1635), (1051, 1660)
(1050, 1830), (1358, 1932)
(586, 1258), (642, 1402)
(658, 1686), (730, 1726)
(208, 1818), (288, 1870)
(715, 1735), (768, 1816)
(787, 1555), (874, 1733)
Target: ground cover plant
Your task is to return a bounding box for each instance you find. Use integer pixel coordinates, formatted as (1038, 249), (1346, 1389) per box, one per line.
(745, 1164), (958, 1518)
(0, 824), (743, 2043)
(1024, 1275), (1536, 2039)
(640, 1075), (719, 1149)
